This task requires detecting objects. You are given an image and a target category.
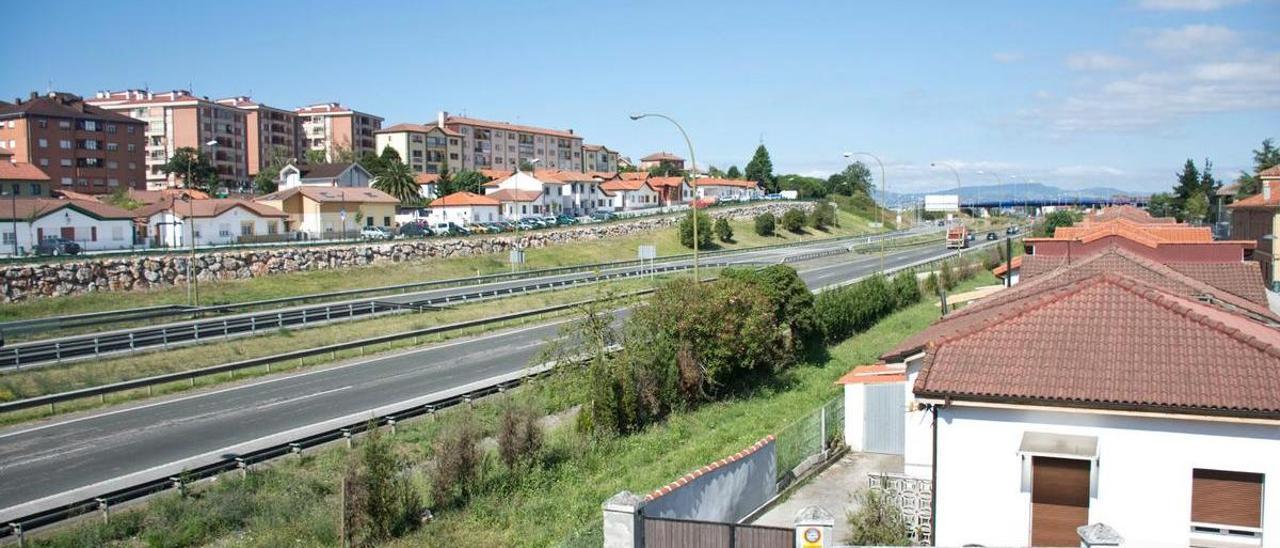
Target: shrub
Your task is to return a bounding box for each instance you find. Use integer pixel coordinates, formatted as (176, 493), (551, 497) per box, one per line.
(782, 208), (806, 233)
(754, 213), (776, 236)
(939, 261), (956, 291)
(891, 271), (921, 309)
(815, 275), (896, 343)
(713, 218), (734, 242)
(498, 402), (543, 470)
(923, 271), (940, 295)
(429, 412), (483, 508)
(810, 202), (837, 230)
(679, 211), (713, 249)
(845, 489), (911, 546)
(342, 427), (423, 547)
(721, 265), (821, 353)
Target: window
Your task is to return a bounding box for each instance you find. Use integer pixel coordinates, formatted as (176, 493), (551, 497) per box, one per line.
(37, 119), (47, 129)
(106, 124), (117, 134)
(39, 158), (48, 167)
(76, 178), (88, 186)
(1191, 469), (1263, 534)
(59, 120), (71, 129)
(61, 177), (72, 186)
(219, 223), (232, 237)
(106, 142), (119, 151)
(2, 231), (13, 245)
(240, 221), (254, 236)
(60, 159), (73, 167)
(107, 160), (118, 169)
(37, 138), (47, 148)
(267, 221), (279, 235)
(108, 178), (119, 187)
(127, 144), (136, 152)
(383, 216), (391, 227)
(59, 140), (72, 149)
(128, 162), (137, 169)
(29, 183), (41, 195)
(365, 217), (374, 227)
(127, 125), (135, 134)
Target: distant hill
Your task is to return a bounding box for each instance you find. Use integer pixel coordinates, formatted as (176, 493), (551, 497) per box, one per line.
(878, 183), (1147, 207)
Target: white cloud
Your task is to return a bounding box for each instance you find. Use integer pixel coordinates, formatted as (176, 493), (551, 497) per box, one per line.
(1143, 24), (1239, 54)
(1136, 0), (1249, 10)
(992, 51), (1025, 64)
(1066, 52), (1131, 71)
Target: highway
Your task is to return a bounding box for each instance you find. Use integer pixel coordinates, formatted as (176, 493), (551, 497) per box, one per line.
(0, 239), (964, 525)
(0, 233), (914, 370)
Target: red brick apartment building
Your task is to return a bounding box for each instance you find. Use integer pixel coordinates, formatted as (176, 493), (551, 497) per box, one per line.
(0, 92), (146, 195)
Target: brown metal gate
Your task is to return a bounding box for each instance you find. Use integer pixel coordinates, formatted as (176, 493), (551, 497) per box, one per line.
(644, 517), (791, 548)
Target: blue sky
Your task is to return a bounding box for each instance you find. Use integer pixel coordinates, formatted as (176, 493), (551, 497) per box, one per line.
(3, 0), (1277, 193)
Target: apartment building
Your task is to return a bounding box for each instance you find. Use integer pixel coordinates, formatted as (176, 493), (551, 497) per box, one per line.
(582, 144), (619, 173)
(373, 123), (462, 174)
(437, 111), (583, 173)
(88, 90), (248, 190)
(0, 92), (146, 194)
(215, 97), (300, 176)
(296, 103), (382, 162)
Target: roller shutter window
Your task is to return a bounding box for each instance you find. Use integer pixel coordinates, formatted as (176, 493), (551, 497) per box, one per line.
(1031, 457), (1091, 546)
(1192, 469), (1263, 528)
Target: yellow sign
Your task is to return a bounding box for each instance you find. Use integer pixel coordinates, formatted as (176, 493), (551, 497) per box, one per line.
(801, 526), (823, 548)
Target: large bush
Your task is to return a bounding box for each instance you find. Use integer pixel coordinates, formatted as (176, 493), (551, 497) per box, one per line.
(721, 265), (821, 353)
(782, 208), (806, 233)
(810, 202), (838, 230)
(845, 489), (911, 545)
(714, 218), (734, 242)
(498, 402), (543, 470)
(429, 412), (483, 508)
(890, 271), (921, 309)
(679, 211), (713, 249)
(754, 213), (776, 236)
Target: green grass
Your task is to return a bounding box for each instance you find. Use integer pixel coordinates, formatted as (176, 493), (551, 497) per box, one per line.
(26, 270), (995, 548)
(1, 206), (875, 325)
(0, 277), (665, 426)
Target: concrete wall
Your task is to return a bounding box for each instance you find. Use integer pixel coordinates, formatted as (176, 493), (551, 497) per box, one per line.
(930, 404), (1280, 547)
(6, 209), (135, 253)
(641, 436), (777, 524)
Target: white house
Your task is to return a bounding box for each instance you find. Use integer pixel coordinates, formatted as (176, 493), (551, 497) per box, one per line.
(600, 178), (660, 212)
(847, 248), (1280, 547)
(0, 198), (137, 255)
(277, 162), (373, 189)
(694, 177), (764, 202)
(487, 188), (548, 220)
(415, 173), (440, 201)
(139, 198), (288, 247)
(425, 192), (500, 226)
(537, 169), (607, 217)
(484, 171), (562, 219)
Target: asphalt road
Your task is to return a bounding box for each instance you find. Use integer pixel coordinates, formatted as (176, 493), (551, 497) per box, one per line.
(0, 239), (961, 522)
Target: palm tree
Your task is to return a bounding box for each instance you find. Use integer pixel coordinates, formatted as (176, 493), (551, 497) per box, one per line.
(373, 160), (422, 205)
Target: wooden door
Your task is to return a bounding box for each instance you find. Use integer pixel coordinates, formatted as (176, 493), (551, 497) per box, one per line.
(1031, 457), (1090, 546)
(60, 226), (75, 240)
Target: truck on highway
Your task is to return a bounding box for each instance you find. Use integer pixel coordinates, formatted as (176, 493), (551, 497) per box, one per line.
(946, 225), (969, 249)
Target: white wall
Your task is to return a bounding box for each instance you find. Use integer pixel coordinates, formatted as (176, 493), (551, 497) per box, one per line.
(699, 185), (762, 201)
(426, 205), (499, 226)
(903, 355), (935, 479)
(148, 208), (283, 247)
(929, 405), (1280, 547)
(2, 209), (135, 254)
(609, 185), (660, 211)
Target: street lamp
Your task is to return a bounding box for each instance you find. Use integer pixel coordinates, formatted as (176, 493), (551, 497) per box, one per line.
(844, 152), (887, 272)
(931, 162), (963, 216)
(182, 140), (218, 307)
(4, 181), (16, 257)
(630, 113), (700, 281)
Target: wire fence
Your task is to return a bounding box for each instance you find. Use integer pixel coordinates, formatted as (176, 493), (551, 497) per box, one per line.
(774, 395), (844, 485)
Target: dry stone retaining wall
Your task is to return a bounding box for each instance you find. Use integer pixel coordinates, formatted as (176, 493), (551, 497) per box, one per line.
(2, 202), (813, 302)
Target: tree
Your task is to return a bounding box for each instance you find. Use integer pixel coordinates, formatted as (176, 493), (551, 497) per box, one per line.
(1172, 159), (1201, 219)
(103, 186), (143, 210)
(679, 211), (713, 249)
(725, 165), (742, 179)
(810, 202), (837, 229)
(754, 213), (776, 236)
(497, 402), (543, 470)
(429, 412), (482, 508)
(706, 165), (724, 178)
(713, 218), (733, 242)
(331, 139), (357, 163)
(782, 208), (806, 232)
(744, 145), (776, 192)
(1236, 138), (1280, 197)
(648, 163), (682, 177)
(449, 170), (491, 195)
(721, 265), (821, 353)
(359, 152), (385, 179)
(342, 427), (423, 547)
(253, 146), (291, 195)
(845, 489), (910, 546)
(1037, 210), (1079, 237)
(1147, 192), (1177, 218)
(373, 160), (422, 204)
(776, 174), (828, 198)
(1184, 192), (1210, 223)
(827, 162), (873, 196)
(305, 149), (328, 164)
(159, 147), (218, 192)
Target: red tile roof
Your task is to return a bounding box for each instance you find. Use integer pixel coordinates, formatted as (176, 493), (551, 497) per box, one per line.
(1260, 165), (1280, 178)
(1045, 218), (1215, 247)
(836, 364), (906, 385)
(444, 115), (579, 139)
(647, 176), (686, 189)
(886, 246), (1277, 364)
(694, 177), (761, 189)
(257, 186), (399, 204)
(429, 191), (499, 207)
(0, 92), (144, 125)
(375, 123), (460, 137)
(1083, 205), (1176, 224)
(485, 189), (542, 203)
(641, 151), (683, 162)
(0, 161), (50, 182)
(991, 255), (1022, 278)
(620, 172), (650, 181)
(600, 179), (654, 192)
(1229, 180), (1280, 209)
(414, 173), (441, 185)
(126, 188), (211, 204)
(911, 273), (1280, 419)
(1019, 249), (1269, 306)
(0, 198), (135, 221)
(135, 198), (287, 219)
(478, 169), (514, 181)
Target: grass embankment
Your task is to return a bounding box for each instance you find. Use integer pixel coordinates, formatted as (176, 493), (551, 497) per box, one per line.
(1, 207), (875, 324)
(0, 277), (667, 426)
(28, 271), (996, 548)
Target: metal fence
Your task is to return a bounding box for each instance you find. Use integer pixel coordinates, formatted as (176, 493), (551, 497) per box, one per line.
(773, 396), (844, 489)
(643, 516), (792, 548)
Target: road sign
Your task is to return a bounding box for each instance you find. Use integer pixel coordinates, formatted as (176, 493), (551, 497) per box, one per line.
(339, 208), (347, 221)
(925, 194), (959, 212)
(638, 245), (656, 260)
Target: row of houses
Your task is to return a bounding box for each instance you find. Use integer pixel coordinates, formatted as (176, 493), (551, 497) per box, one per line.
(418, 169), (764, 226)
(841, 205), (1279, 546)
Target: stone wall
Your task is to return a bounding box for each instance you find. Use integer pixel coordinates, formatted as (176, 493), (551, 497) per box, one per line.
(2, 202), (813, 302)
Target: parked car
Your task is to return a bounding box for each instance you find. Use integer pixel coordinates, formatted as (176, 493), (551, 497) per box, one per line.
(398, 223), (431, 237)
(519, 216), (547, 228)
(591, 211), (615, 222)
(540, 215), (559, 226)
(986, 232), (998, 241)
(361, 226), (394, 240)
(34, 238), (81, 256)
(432, 222), (470, 236)
(555, 215), (578, 226)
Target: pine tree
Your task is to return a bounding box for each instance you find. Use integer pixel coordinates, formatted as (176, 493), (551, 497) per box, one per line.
(1172, 159), (1201, 219)
(726, 165), (742, 179)
(1236, 138), (1280, 197)
(744, 145), (775, 192)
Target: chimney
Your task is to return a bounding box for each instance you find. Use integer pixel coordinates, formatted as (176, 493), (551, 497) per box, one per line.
(437, 111), (446, 129)
(1265, 181), (1273, 202)
(568, 129), (574, 135)
(29, 91), (37, 100)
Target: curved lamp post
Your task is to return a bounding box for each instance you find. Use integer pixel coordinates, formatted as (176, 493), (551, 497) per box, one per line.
(630, 113), (700, 281)
(844, 151), (887, 272)
(931, 162), (963, 216)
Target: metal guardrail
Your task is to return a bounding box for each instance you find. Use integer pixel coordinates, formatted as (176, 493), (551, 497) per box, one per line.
(0, 259), (745, 371)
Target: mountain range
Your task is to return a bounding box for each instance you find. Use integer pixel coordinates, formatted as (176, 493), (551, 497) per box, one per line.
(877, 183), (1148, 207)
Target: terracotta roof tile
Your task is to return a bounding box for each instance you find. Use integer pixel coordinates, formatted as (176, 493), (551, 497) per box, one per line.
(0, 198), (135, 221)
(641, 151), (683, 162)
(429, 191), (499, 207)
(1019, 251), (1268, 306)
(256, 186), (398, 204)
(1260, 165), (1280, 178)
(444, 116), (579, 139)
(485, 189), (542, 203)
(911, 274), (1280, 419)
(135, 198), (287, 219)
(991, 255), (1022, 278)
(0, 161), (50, 182)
